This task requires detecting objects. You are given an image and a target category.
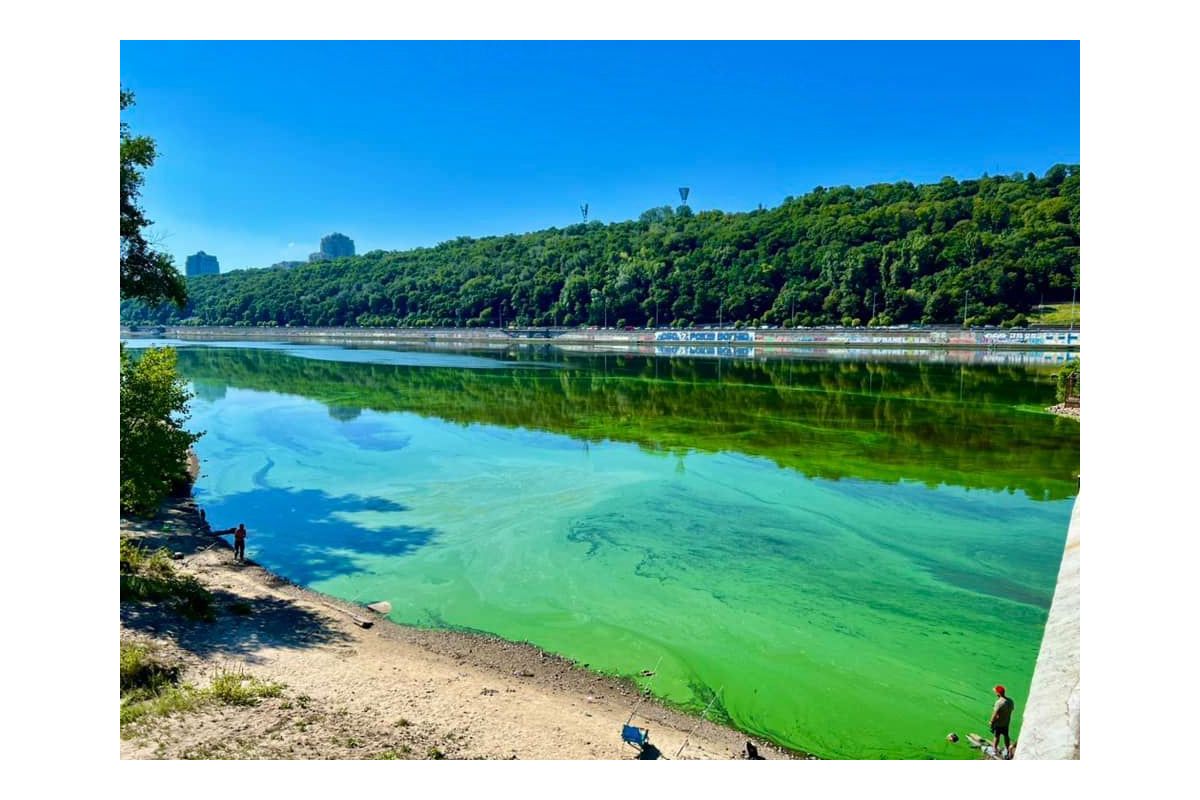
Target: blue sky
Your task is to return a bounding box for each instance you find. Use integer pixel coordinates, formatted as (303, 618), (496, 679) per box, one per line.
(120, 41), (1079, 273)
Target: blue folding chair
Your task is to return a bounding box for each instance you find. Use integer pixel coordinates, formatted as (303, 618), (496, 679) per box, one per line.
(622, 724), (651, 751)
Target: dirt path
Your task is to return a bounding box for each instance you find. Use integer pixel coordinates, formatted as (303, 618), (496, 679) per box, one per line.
(120, 500), (798, 760)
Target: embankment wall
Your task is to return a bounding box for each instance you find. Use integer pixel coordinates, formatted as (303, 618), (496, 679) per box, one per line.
(1016, 496), (1080, 759)
(128, 325), (1080, 351)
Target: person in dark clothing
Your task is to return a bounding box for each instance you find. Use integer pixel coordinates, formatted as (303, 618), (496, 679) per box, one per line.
(989, 684), (1015, 758)
(233, 523), (247, 562)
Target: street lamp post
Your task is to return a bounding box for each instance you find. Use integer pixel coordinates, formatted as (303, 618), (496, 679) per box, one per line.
(962, 290), (969, 329)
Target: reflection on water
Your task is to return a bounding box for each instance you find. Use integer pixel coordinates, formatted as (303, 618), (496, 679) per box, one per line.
(155, 341), (1077, 759)
(175, 345), (1079, 501)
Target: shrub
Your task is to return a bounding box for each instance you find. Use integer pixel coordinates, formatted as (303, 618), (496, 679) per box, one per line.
(120, 641), (180, 695)
(120, 649), (284, 729)
(120, 346), (201, 515)
(120, 538), (215, 621)
(207, 670), (283, 706)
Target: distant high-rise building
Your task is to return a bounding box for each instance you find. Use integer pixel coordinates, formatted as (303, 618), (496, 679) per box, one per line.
(310, 232), (355, 262)
(185, 251), (220, 276)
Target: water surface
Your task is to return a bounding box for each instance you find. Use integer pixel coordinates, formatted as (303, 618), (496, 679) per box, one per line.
(131, 340), (1079, 758)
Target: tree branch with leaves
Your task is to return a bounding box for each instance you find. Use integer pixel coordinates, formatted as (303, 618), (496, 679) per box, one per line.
(121, 89), (187, 307)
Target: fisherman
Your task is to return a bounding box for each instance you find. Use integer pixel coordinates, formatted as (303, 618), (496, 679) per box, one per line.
(233, 523), (247, 562)
(989, 685), (1015, 758)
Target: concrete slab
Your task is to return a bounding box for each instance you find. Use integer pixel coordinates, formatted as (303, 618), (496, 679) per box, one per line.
(1016, 496), (1080, 759)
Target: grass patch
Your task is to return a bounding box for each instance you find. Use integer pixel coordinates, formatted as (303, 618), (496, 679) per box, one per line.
(120, 643), (285, 731)
(121, 683), (205, 727)
(120, 641), (180, 695)
(208, 669), (284, 706)
(120, 640), (200, 728)
(1031, 302), (1080, 327)
(120, 538), (215, 621)
(375, 745), (412, 759)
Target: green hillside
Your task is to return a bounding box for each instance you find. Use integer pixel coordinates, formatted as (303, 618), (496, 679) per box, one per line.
(121, 165), (1079, 330)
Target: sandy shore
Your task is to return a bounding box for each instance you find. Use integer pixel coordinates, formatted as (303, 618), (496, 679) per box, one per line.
(120, 499), (801, 760)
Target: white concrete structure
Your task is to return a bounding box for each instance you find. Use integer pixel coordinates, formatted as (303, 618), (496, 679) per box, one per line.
(1016, 497), (1080, 759)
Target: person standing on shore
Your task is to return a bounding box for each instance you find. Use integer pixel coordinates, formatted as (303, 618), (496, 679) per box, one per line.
(233, 523), (247, 563)
(989, 684), (1015, 758)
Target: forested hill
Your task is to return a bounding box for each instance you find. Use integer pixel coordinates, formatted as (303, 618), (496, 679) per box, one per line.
(121, 165), (1079, 330)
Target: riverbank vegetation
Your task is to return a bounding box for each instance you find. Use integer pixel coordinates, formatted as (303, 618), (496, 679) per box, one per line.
(120, 539), (283, 729)
(120, 538), (214, 620)
(119, 346), (201, 514)
(120, 88), (198, 515)
(122, 165), (1079, 330)
(120, 639), (283, 729)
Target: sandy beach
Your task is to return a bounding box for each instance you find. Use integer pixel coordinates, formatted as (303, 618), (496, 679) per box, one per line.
(120, 499), (800, 760)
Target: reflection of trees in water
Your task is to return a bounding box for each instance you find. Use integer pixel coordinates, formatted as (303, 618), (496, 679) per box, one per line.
(327, 404), (362, 422)
(190, 378), (227, 402)
(178, 347), (1079, 500)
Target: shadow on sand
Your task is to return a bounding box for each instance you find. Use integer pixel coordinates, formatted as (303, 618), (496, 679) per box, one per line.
(636, 743), (663, 760)
(121, 501), (354, 665)
(121, 584), (353, 665)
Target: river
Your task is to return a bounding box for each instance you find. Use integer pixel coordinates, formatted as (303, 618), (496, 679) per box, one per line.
(122, 338), (1079, 759)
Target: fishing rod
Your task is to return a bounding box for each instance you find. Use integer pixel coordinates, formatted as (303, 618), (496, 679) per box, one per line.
(675, 686), (723, 759)
(625, 655), (665, 725)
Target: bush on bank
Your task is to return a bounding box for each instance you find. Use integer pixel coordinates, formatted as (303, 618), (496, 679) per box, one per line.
(120, 345), (201, 515)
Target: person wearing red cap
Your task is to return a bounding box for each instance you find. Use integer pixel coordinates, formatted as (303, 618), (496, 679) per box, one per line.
(989, 685), (1016, 758)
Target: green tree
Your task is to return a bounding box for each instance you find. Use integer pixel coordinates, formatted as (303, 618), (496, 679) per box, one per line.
(120, 346), (201, 515)
(122, 165), (1080, 330)
(121, 89), (187, 306)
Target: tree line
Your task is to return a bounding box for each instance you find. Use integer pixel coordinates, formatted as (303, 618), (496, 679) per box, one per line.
(121, 165), (1079, 330)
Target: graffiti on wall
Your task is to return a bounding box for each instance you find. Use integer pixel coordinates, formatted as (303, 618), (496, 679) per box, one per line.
(654, 345), (755, 359)
(655, 330), (756, 343)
